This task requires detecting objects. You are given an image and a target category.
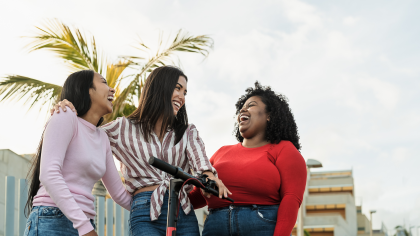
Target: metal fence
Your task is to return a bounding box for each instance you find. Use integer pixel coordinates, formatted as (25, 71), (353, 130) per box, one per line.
(3, 176), (129, 236)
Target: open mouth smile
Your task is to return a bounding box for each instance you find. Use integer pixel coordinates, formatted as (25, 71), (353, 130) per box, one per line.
(239, 115), (250, 124)
(173, 101), (182, 110)
(107, 96), (114, 106)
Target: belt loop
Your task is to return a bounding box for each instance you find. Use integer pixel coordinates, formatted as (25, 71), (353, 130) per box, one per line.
(252, 204), (258, 210)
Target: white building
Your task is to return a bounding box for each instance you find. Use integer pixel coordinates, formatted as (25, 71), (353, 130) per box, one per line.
(0, 149), (32, 236)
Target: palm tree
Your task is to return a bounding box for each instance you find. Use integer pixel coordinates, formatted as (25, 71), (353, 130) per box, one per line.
(0, 19), (213, 123)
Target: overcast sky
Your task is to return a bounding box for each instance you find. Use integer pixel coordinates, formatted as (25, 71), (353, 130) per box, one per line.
(1, 0), (419, 232)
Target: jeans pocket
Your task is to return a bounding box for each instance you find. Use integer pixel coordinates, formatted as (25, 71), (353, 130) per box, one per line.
(131, 199), (150, 212)
(24, 220), (31, 236)
(254, 207), (277, 223)
(39, 207), (64, 218)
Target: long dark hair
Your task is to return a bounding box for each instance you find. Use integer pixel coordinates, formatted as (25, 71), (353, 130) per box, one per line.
(233, 81), (301, 150)
(127, 66), (188, 144)
(25, 70), (101, 216)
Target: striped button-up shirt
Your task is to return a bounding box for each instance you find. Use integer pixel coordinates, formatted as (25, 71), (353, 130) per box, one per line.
(100, 117), (215, 220)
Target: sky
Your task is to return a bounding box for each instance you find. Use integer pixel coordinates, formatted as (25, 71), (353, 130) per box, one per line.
(0, 0), (419, 232)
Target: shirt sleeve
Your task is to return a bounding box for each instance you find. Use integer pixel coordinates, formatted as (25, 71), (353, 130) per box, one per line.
(101, 139), (132, 211)
(100, 117), (122, 148)
(185, 124), (217, 175)
(273, 142), (307, 236)
(39, 109), (94, 236)
(188, 187), (207, 209)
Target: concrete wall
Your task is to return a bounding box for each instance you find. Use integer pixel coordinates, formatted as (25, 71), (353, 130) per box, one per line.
(305, 215), (352, 236)
(305, 192), (357, 236)
(0, 149), (32, 236)
(357, 212), (371, 233)
(309, 177), (354, 187)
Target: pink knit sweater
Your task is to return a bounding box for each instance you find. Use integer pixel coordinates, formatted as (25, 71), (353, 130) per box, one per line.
(33, 109), (132, 235)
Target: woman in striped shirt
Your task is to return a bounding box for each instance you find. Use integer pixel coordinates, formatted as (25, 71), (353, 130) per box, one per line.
(54, 66), (231, 236)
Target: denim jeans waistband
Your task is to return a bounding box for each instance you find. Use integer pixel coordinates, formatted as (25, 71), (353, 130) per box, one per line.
(209, 204), (279, 212)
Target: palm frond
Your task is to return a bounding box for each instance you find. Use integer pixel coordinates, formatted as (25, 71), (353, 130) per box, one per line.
(0, 75), (62, 109)
(105, 59), (133, 94)
(102, 59), (135, 123)
(132, 29), (213, 75)
(26, 19), (105, 73)
(112, 29), (214, 119)
(104, 76), (138, 123)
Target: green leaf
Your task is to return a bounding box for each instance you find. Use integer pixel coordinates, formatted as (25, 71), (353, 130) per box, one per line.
(26, 19), (105, 73)
(0, 75), (62, 109)
(113, 29), (214, 118)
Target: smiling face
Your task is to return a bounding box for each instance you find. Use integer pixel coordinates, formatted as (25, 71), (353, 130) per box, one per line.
(89, 72), (115, 115)
(172, 76), (187, 115)
(238, 96), (270, 140)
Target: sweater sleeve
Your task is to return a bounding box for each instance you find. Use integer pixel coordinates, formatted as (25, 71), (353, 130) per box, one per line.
(39, 109), (94, 236)
(101, 140), (132, 211)
(273, 142), (307, 236)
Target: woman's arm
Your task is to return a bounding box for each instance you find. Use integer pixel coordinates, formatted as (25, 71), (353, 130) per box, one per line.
(99, 118), (121, 148)
(101, 141), (132, 211)
(40, 108), (95, 236)
(51, 99), (121, 148)
(185, 125), (231, 198)
(185, 125), (216, 174)
(274, 142), (307, 236)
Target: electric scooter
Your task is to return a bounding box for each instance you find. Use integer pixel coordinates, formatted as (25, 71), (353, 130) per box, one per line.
(148, 156), (234, 236)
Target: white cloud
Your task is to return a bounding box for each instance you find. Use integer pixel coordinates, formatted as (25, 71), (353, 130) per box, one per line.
(343, 16), (360, 26)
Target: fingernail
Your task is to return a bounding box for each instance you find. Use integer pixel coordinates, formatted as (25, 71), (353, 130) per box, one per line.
(64, 109), (66, 111)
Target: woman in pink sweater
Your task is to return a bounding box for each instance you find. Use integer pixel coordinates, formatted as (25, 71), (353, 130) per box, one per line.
(24, 70), (132, 236)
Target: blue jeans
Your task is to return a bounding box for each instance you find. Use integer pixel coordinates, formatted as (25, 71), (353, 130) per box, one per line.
(130, 191), (200, 236)
(24, 206), (95, 236)
(202, 204), (279, 236)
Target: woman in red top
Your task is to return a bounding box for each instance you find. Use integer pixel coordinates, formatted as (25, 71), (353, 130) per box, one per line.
(189, 82), (307, 236)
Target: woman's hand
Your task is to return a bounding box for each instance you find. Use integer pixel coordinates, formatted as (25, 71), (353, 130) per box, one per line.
(50, 99), (77, 115)
(201, 171), (232, 199)
(83, 230), (98, 236)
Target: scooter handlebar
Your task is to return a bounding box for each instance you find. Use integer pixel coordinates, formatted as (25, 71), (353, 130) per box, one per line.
(148, 156), (178, 176)
(148, 156), (234, 202)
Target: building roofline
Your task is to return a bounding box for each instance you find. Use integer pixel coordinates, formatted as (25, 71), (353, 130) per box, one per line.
(303, 225), (335, 229)
(308, 184), (353, 188)
(310, 169), (353, 174)
(0, 149), (33, 162)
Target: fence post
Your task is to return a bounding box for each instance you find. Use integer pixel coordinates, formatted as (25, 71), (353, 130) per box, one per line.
(124, 209), (129, 236)
(18, 179), (28, 235)
(4, 176), (15, 236)
(114, 202), (122, 236)
(97, 197), (105, 236)
(106, 199), (113, 236)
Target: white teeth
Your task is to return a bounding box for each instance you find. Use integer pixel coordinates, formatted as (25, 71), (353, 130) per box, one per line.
(107, 96), (114, 101)
(239, 115), (249, 122)
(173, 101), (181, 108)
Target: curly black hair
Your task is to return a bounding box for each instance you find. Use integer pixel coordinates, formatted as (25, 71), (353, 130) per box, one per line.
(234, 81), (301, 151)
